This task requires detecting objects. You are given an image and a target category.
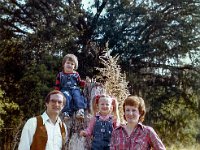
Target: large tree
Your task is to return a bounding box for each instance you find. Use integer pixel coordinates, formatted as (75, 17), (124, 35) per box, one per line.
(0, 0), (199, 147)
(91, 0), (200, 144)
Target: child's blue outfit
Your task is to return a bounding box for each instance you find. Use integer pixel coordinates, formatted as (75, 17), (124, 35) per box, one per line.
(92, 116), (113, 150)
(83, 113), (116, 150)
(55, 71), (87, 116)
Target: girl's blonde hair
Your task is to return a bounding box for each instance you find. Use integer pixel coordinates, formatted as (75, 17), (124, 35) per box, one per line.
(62, 54), (78, 70)
(92, 94), (120, 121)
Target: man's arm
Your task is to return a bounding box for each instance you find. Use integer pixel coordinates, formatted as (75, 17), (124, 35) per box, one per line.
(18, 117), (37, 150)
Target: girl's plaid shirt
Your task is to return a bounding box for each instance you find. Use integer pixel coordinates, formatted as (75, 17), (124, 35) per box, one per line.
(110, 123), (166, 150)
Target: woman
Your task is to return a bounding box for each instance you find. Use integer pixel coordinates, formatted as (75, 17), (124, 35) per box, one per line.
(110, 95), (166, 150)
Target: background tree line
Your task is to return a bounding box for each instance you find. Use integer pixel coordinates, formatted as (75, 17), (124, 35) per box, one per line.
(0, 0), (199, 149)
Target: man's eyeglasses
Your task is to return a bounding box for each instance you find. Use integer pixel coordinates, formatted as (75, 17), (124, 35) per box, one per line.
(49, 99), (63, 104)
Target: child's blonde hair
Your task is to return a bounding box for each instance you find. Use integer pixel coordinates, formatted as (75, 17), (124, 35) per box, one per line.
(62, 54), (78, 70)
(92, 94), (120, 121)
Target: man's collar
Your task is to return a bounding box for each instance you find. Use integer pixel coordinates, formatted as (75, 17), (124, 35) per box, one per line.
(41, 112), (61, 125)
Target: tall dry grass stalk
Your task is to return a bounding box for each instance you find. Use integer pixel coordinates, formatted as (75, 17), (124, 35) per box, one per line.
(96, 55), (130, 123)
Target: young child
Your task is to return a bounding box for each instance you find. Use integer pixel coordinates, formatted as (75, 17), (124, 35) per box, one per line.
(80, 94), (120, 150)
(55, 54), (86, 119)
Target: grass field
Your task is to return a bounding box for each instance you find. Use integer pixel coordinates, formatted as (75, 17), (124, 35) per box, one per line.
(167, 144), (200, 150)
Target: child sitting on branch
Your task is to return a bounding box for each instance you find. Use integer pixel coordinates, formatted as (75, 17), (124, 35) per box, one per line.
(55, 54), (87, 120)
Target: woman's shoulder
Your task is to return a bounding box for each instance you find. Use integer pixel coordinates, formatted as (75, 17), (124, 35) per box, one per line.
(114, 124), (126, 130)
(140, 123), (156, 134)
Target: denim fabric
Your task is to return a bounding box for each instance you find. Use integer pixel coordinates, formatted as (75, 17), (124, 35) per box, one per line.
(60, 72), (86, 115)
(92, 116), (113, 150)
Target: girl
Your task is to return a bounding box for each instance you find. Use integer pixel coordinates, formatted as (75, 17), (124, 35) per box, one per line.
(110, 96), (166, 150)
(80, 94), (120, 150)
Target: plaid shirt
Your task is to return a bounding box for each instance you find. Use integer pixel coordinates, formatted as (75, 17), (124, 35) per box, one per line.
(110, 123), (166, 150)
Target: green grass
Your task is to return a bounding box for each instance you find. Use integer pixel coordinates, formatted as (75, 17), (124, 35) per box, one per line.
(167, 144), (200, 150)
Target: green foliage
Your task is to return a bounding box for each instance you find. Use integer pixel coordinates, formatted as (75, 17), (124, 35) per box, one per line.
(0, 0), (199, 148)
(167, 144), (200, 150)
(155, 96), (199, 145)
(0, 88), (24, 149)
(0, 89), (19, 131)
(17, 60), (57, 116)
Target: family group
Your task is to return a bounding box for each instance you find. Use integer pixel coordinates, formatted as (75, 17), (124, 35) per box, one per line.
(18, 54), (166, 150)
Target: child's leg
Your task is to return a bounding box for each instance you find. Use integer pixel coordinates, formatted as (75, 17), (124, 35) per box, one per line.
(61, 90), (73, 115)
(72, 89), (87, 119)
(72, 89), (87, 110)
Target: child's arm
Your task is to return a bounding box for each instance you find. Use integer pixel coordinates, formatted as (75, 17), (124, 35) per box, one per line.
(79, 80), (85, 88)
(75, 72), (85, 88)
(55, 73), (60, 90)
(79, 116), (96, 137)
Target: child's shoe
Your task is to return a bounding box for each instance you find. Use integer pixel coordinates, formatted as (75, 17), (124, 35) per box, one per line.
(76, 109), (84, 119)
(63, 112), (70, 121)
